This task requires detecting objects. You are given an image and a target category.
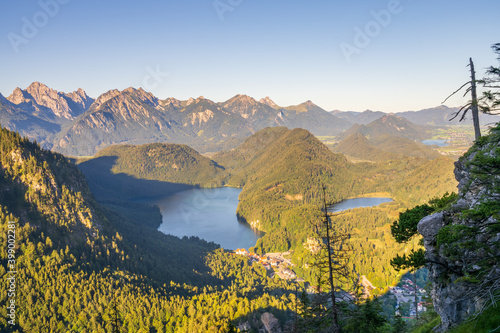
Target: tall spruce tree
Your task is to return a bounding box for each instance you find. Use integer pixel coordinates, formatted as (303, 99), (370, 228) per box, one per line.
(300, 186), (358, 332)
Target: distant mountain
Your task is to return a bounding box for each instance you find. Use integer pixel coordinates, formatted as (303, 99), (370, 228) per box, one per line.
(53, 87), (171, 156)
(332, 133), (398, 162)
(332, 132), (442, 162)
(221, 94), (280, 126)
(333, 110), (386, 125)
(89, 88), (120, 109)
(397, 105), (499, 126)
(0, 91), (61, 146)
(0, 82), (95, 147)
(281, 100), (351, 136)
(1, 83), (353, 156)
(8, 82), (499, 158)
(259, 96), (279, 109)
(7, 81), (93, 120)
(42, 84), (351, 156)
(174, 95), (255, 139)
(340, 114), (433, 141)
(334, 105), (499, 127)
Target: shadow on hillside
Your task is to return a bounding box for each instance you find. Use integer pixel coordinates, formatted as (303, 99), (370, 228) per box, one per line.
(232, 306), (297, 332)
(78, 155), (194, 202)
(76, 155), (226, 285)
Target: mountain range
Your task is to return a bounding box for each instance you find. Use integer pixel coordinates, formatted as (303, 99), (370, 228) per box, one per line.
(0, 83), (351, 156)
(2, 82), (498, 157)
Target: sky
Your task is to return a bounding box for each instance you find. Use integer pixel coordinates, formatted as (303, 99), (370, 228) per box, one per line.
(0, 0), (499, 113)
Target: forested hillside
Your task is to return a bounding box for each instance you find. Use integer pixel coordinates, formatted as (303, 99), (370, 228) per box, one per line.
(0, 126), (299, 332)
(93, 143), (226, 186)
(211, 127), (458, 288)
(76, 126), (458, 292)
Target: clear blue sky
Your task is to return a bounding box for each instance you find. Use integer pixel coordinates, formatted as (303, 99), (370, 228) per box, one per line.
(1, 0), (499, 112)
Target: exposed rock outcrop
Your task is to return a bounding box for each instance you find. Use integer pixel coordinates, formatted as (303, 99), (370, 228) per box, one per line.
(418, 124), (500, 331)
(259, 96), (279, 109)
(7, 82), (93, 119)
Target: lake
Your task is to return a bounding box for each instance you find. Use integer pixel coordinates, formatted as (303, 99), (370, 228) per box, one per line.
(154, 187), (263, 250)
(154, 188), (392, 250)
(421, 139), (449, 147)
(328, 197), (392, 213)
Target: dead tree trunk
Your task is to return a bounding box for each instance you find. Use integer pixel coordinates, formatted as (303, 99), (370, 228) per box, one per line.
(470, 58), (482, 140)
(442, 58), (483, 139)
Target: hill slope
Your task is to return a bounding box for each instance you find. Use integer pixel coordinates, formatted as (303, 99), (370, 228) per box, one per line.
(332, 133), (399, 162)
(78, 142), (226, 202)
(95, 143), (225, 185)
(212, 127), (457, 288)
(0, 125), (299, 332)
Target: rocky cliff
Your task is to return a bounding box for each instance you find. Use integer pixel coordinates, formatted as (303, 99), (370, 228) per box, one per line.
(7, 81), (93, 120)
(418, 123), (500, 331)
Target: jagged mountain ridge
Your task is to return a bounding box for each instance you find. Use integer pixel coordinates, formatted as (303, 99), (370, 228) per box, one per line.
(5, 81), (496, 157)
(0, 82), (354, 156)
(55, 91), (350, 156)
(7, 82), (94, 121)
(0, 90), (61, 147)
(1, 82), (96, 147)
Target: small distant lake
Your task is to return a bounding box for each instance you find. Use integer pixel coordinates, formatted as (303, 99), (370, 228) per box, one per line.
(153, 187), (262, 250)
(421, 139), (449, 147)
(328, 197), (393, 213)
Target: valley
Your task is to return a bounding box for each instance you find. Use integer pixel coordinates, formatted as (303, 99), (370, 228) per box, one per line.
(74, 125), (459, 292)
(1, 82), (499, 332)
(2, 0), (500, 329)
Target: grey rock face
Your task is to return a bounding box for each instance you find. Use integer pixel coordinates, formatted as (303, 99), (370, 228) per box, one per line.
(6, 82), (93, 120)
(420, 129), (500, 331)
(418, 212), (444, 252)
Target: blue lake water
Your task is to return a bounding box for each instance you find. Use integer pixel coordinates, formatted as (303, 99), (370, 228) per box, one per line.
(421, 139), (449, 147)
(328, 197), (393, 213)
(153, 188), (392, 250)
(154, 187), (263, 250)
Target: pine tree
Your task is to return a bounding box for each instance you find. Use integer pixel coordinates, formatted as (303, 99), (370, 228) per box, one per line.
(302, 185), (358, 332)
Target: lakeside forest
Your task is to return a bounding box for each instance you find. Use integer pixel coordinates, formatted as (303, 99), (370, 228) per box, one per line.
(1, 45), (500, 332)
